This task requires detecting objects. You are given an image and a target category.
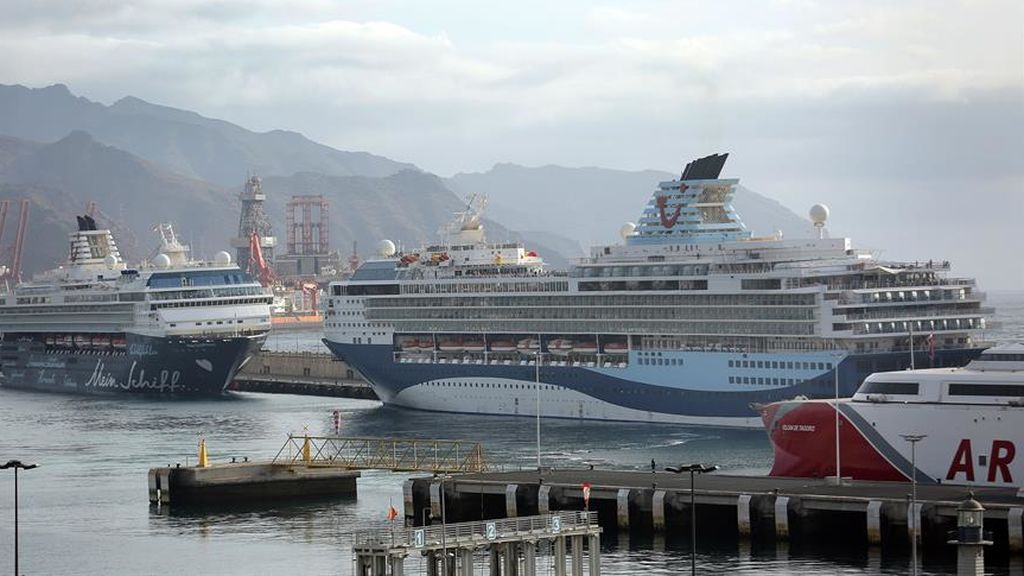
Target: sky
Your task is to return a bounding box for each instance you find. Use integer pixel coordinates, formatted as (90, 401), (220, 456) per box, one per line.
(0, 0), (1022, 288)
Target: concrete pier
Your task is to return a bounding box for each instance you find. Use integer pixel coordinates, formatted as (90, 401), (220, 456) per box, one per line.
(147, 462), (359, 505)
(406, 469), (1024, 557)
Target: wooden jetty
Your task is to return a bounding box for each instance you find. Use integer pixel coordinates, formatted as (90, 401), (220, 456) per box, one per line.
(404, 469), (1024, 556)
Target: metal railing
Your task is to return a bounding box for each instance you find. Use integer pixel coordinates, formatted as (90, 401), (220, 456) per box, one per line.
(272, 435), (487, 473)
(354, 511), (598, 550)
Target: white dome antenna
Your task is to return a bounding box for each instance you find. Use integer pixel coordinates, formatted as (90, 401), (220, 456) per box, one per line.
(377, 239), (397, 257)
(619, 222), (636, 241)
(809, 204), (830, 239)
(214, 251), (232, 267)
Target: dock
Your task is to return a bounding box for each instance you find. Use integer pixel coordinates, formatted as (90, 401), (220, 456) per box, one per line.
(405, 469), (1024, 555)
(148, 461), (360, 505)
(229, 350), (377, 399)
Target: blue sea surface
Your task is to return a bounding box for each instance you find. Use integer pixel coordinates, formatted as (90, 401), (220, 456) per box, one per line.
(0, 291), (1021, 575)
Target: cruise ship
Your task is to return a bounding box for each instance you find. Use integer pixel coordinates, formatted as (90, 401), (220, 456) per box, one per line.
(322, 154), (991, 427)
(0, 217), (272, 396)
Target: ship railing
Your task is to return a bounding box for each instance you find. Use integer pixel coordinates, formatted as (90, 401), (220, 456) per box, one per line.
(272, 435), (488, 473)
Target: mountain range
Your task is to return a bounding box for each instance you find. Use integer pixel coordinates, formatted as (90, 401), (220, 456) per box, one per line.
(0, 83), (813, 277)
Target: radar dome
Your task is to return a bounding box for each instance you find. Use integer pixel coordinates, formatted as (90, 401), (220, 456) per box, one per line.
(214, 251), (232, 266)
(619, 222), (637, 240)
(376, 239), (397, 257)
(809, 204), (830, 225)
(104, 254), (118, 269)
(152, 253), (172, 269)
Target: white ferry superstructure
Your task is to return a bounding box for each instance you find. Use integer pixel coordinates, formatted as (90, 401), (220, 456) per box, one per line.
(322, 154), (991, 428)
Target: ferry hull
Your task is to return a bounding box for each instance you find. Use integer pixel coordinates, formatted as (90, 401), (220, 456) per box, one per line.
(762, 398), (1023, 488)
(0, 333), (266, 397)
(324, 339), (983, 428)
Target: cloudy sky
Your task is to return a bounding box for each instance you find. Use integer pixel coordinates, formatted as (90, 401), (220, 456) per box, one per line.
(1, 0), (1022, 288)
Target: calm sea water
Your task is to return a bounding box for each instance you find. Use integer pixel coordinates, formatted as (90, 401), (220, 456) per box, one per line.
(1, 291), (1022, 575)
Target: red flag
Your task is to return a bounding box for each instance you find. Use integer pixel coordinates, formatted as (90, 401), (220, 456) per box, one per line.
(926, 333), (936, 362)
(386, 504), (399, 521)
(581, 481), (592, 509)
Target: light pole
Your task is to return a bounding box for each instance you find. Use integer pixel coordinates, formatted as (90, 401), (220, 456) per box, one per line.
(438, 473), (450, 576)
(2, 460), (38, 576)
(666, 463), (718, 576)
(831, 351), (845, 485)
(535, 335), (542, 471)
(901, 434), (927, 576)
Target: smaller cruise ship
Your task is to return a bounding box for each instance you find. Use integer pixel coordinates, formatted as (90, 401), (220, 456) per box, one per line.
(761, 344), (1024, 488)
(0, 217), (273, 396)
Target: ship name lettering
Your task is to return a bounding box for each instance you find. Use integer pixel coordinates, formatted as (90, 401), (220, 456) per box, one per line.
(128, 343), (156, 356)
(781, 424), (815, 432)
(127, 361), (181, 393)
(84, 360), (118, 389)
(945, 439), (1015, 484)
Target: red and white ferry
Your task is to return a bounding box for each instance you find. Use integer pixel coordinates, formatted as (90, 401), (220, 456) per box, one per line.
(761, 344), (1024, 488)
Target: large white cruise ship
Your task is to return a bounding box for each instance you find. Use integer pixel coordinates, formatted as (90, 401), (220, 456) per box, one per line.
(0, 216), (272, 396)
(322, 154), (991, 428)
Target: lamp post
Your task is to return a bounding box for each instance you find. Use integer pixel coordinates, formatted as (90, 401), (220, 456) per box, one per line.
(666, 463), (718, 576)
(2, 460), (38, 576)
(535, 334), (543, 471)
(438, 473), (451, 576)
(901, 434), (927, 576)
(831, 350), (845, 485)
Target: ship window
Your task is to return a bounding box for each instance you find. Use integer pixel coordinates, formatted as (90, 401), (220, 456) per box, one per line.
(859, 381), (919, 395)
(948, 384), (1024, 397)
(728, 360), (734, 367)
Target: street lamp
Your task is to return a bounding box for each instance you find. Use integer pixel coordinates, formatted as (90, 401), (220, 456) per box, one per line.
(535, 337), (542, 471)
(2, 460), (38, 576)
(436, 473), (453, 576)
(666, 463), (718, 576)
(831, 350), (845, 485)
(901, 434), (927, 576)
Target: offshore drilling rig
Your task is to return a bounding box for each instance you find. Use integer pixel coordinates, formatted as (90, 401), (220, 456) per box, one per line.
(230, 175), (277, 285)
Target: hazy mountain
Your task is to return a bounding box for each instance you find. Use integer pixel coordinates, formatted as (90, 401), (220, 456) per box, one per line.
(447, 163), (816, 248)
(0, 131), (236, 270)
(0, 83), (417, 186)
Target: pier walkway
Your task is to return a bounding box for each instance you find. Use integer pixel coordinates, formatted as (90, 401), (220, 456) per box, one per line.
(354, 511), (601, 576)
(274, 435), (489, 474)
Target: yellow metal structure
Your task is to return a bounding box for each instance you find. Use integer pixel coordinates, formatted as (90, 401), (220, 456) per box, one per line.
(197, 438), (209, 468)
(273, 435), (488, 474)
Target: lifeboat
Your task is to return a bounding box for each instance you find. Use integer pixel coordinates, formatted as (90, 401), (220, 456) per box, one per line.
(463, 340), (485, 353)
(73, 334), (91, 349)
(59, 335), (74, 348)
(573, 341), (598, 355)
(92, 336), (112, 350)
(417, 339), (436, 353)
(111, 337), (128, 351)
(603, 342), (629, 355)
(490, 340), (517, 353)
(516, 338), (540, 355)
(439, 338), (464, 353)
(550, 339), (574, 356)
(45, 335), (55, 347)
(399, 338), (420, 351)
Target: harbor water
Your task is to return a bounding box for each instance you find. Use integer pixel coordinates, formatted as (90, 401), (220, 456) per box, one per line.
(1, 291), (1022, 575)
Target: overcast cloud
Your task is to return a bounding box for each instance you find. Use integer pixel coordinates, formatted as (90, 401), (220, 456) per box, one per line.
(0, 0), (1022, 288)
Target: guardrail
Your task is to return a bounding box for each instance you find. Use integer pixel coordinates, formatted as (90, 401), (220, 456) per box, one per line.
(272, 435), (487, 473)
(354, 511), (598, 550)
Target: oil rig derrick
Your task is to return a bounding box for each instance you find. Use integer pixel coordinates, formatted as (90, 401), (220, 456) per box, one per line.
(231, 175), (277, 277)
